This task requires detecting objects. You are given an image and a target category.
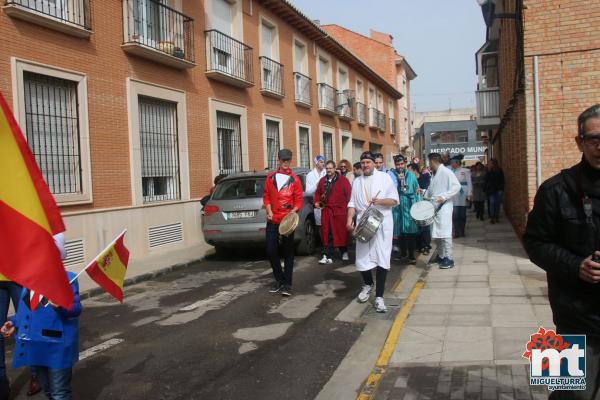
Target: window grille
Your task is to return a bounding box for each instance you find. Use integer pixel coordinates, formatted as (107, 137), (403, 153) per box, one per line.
(23, 72), (82, 195)
(266, 119), (280, 169)
(216, 111), (243, 174)
(298, 127), (310, 169)
(323, 132), (333, 162)
(138, 96), (180, 203)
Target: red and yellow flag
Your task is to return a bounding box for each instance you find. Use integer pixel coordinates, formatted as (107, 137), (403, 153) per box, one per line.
(0, 92), (74, 309)
(86, 231), (130, 302)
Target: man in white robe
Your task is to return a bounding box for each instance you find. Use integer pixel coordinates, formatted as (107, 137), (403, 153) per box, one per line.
(306, 155), (326, 226)
(347, 151), (399, 312)
(422, 153), (461, 269)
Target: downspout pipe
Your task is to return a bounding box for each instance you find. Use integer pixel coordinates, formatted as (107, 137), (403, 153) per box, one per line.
(533, 56), (542, 188)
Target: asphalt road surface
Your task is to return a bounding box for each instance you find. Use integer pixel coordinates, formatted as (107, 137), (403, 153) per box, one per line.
(7, 249), (406, 400)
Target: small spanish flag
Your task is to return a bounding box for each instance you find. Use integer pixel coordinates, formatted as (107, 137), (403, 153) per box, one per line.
(86, 230), (130, 302)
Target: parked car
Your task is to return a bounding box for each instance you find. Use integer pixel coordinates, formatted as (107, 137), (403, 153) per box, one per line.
(201, 168), (317, 255)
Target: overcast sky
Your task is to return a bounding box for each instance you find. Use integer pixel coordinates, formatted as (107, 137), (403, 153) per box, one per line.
(289, 0), (486, 113)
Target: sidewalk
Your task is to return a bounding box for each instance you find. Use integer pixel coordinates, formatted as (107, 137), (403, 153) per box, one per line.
(372, 212), (553, 400)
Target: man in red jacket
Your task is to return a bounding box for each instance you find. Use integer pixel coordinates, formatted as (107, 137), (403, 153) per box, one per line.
(263, 149), (304, 296)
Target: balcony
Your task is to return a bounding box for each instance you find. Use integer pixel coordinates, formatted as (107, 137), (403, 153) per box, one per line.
(317, 83), (336, 115)
(122, 0), (194, 69)
(378, 112), (386, 132)
(476, 87), (500, 128)
(205, 29), (253, 88)
(260, 56), (283, 98)
(336, 90), (354, 121)
(293, 72), (311, 107)
(368, 107), (379, 129)
(390, 118), (397, 135)
(356, 102), (366, 125)
(4, 0), (92, 37)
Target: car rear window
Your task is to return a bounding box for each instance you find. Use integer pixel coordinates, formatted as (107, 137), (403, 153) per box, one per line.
(212, 178), (266, 200)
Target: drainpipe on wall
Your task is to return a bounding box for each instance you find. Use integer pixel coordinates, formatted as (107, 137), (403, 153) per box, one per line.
(533, 56), (542, 188)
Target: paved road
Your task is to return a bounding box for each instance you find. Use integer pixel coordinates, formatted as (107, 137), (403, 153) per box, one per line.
(8, 250), (406, 400)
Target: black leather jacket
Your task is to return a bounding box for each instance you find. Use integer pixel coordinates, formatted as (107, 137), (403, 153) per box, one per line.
(523, 161), (600, 337)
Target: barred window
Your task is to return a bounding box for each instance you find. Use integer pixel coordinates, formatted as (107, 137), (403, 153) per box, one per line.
(298, 127), (310, 168)
(323, 132), (333, 162)
(139, 96), (180, 203)
(23, 72), (82, 195)
(266, 119), (280, 169)
(217, 111), (243, 174)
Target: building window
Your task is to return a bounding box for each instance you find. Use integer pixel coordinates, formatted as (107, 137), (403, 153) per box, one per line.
(23, 72), (82, 195)
(298, 126), (310, 168)
(138, 96), (180, 203)
(216, 111), (243, 174)
(322, 132), (333, 162)
(431, 130), (469, 145)
(265, 119), (280, 169)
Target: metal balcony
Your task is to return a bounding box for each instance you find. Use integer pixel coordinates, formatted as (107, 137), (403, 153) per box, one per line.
(260, 56), (284, 98)
(336, 90), (354, 121)
(476, 87), (500, 128)
(368, 107), (379, 129)
(317, 83), (336, 115)
(356, 102), (366, 125)
(293, 72), (311, 107)
(4, 0), (92, 37)
(122, 0), (194, 69)
(205, 29), (253, 88)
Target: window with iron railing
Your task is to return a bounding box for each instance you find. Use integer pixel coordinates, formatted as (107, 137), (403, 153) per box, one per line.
(317, 83), (336, 113)
(298, 126), (310, 168)
(378, 112), (386, 132)
(6, 0), (91, 29)
(123, 0), (194, 63)
(356, 102), (366, 125)
(205, 29), (253, 84)
(294, 72), (311, 106)
(260, 57), (284, 97)
(216, 111), (243, 174)
(266, 120), (280, 169)
(336, 90), (354, 120)
(368, 107), (379, 128)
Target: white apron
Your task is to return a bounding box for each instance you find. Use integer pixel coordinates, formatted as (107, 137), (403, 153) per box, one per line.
(425, 165), (461, 239)
(349, 170), (399, 271)
(306, 168), (326, 225)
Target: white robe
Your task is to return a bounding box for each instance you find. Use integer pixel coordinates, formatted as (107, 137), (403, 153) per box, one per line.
(451, 167), (473, 207)
(348, 170), (399, 271)
(306, 168), (326, 225)
(425, 164), (461, 239)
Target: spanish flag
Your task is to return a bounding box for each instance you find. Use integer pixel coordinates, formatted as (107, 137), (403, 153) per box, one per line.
(86, 230), (130, 302)
(0, 92), (74, 309)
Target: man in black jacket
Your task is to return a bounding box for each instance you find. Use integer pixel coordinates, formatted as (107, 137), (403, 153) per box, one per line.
(524, 104), (600, 399)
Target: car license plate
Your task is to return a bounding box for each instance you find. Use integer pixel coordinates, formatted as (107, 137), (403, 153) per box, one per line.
(228, 211), (256, 219)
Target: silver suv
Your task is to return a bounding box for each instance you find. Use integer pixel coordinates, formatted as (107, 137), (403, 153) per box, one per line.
(201, 168), (317, 256)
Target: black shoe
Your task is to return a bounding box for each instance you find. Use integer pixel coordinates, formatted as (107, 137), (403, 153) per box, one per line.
(430, 255), (443, 265)
(269, 283), (283, 293)
(439, 258), (455, 269)
(281, 286), (292, 297)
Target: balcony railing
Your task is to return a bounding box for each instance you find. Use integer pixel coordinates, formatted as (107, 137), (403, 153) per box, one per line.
(317, 83), (336, 115)
(368, 107), (379, 129)
(390, 118), (397, 135)
(123, 0), (194, 68)
(4, 0), (92, 36)
(260, 56), (284, 98)
(356, 102), (366, 125)
(205, 29), (253, 88)
(378, 112), (386, 132)
(476, 88), (500, 119)
(336, 90), (354, 121)
(294, 72), (311, 107)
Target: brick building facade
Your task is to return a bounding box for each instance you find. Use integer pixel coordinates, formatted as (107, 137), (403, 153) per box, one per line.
(1, 0), (402, 267)
(475, 0), (600, 234)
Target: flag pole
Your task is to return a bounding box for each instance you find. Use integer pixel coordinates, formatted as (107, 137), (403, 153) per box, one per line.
(69, 229), (128, 284)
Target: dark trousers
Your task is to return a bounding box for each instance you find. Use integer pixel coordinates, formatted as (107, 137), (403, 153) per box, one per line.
(0, 281), (21, 382)
(36, 367), (72, 400)
(549, 336), (600, 399)
(453, 206), (467, 237)
(417, 225), (431, 250)
(473, 201), (485, 220)
(360, 267), (388, 297)
(399, 233), (416, 259)
(489, 191), (502, 220)
(266, 222), (295, 287)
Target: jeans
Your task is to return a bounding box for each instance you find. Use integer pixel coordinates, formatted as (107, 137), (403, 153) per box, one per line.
(489, 191), (502, 219)
(453, 206), (467, 237)
(0, 281), (21, 381)
(266, 222), (295, 287)
(360, 267), (388, 297)
(36, 367), (72, 400)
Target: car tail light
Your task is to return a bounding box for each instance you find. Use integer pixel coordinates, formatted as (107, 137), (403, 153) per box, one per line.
(204, 205), (220, 216)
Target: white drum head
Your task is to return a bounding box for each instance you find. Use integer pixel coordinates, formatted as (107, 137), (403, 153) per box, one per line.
(410, 201), (435, 221)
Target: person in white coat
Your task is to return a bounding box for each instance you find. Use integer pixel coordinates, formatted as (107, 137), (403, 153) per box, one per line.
(422, 153), (461, 269)
(347, 151), (399, 312)
(450, 155), (473, 238)
(306, 155), (326, 227)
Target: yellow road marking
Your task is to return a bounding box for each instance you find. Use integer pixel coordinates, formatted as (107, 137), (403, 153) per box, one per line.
(357, 280), (425, 400)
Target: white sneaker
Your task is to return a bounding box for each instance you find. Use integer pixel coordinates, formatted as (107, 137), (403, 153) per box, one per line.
(357, 285), (373, 303)
(326, 258), (333, 264)
(318, 255), (328, 264)
(375, 297), (387, 313)
(342, 252), (349, 261)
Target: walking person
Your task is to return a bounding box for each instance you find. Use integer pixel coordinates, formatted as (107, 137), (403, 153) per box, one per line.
(484, 158), (504, 224)
(523, 104), (600, 400)
(263, 149), (304, 296)
(305, 155), (326, 239)
(450, 155), (472, 238)
(421, 153), (461, 269)
(409, 163), (432, 255)
(347, 151), (399, 312)
(471, 162), (487, 220)
(314, 161), (352, 263)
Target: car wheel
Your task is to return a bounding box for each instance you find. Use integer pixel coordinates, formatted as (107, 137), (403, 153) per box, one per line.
(296, 218), (316, 256)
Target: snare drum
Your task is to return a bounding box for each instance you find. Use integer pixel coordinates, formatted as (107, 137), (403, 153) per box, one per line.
(410, 200), (436, 227)
(354, 207), (384, 243)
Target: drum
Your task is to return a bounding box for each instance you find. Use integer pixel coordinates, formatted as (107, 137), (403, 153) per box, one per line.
(410, 200), (436, 227)
(354, 207), (384, 243)
(279, 212), (299, 236)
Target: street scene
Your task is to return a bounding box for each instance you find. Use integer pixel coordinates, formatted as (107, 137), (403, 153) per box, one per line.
(1, 0), (600, 399)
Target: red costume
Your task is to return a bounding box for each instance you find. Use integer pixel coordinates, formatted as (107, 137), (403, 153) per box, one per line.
(314, 174), (352, 247)
(263, 169), (303, 224)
